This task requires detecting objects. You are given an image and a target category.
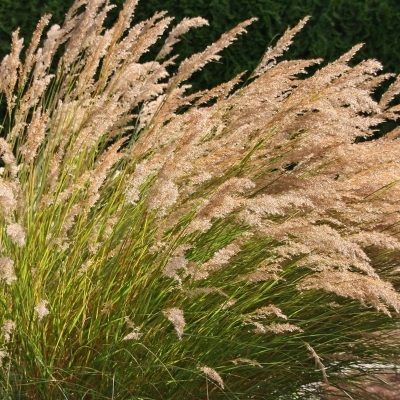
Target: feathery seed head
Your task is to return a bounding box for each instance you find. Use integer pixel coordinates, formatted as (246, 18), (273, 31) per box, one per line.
(198, 366), (224, 389)
(34, 300), (50, 321)
(0, 257), (16, 285)
(163, 307), (185, 340)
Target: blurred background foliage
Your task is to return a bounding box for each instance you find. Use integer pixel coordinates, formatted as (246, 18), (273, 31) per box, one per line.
(1, 0), (399, 92)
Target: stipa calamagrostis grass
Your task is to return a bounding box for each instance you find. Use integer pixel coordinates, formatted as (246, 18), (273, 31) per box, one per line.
(0, 0), (399, 398)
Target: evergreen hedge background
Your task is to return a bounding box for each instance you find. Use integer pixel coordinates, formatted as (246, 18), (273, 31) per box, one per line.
(1, 0), (400, 92)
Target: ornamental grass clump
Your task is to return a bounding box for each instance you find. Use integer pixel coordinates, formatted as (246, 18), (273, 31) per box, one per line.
(0, 0), (400, 398)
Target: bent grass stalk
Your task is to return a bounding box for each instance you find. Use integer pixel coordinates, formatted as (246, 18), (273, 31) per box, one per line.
(0, 0), (399, 398)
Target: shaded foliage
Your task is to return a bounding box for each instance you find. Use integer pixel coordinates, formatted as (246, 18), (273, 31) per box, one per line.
(0, 0), (400, 93)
